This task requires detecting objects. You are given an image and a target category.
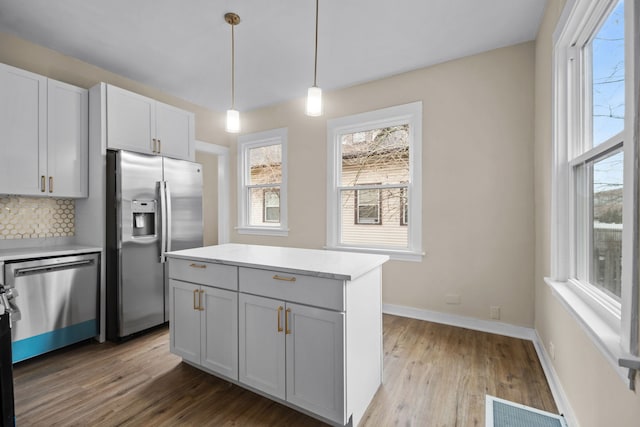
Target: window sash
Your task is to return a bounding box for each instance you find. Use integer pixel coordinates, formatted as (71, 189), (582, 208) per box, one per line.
(552, 0), (637, 357)
(237, 128), (288, 235)
(326, 102), (423, 259)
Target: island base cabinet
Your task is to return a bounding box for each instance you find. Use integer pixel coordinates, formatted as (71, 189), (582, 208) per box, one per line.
(286, 302), (346, 425)
(170, 279), (238, 381)
(239, 293), (346, 425)
(239, 293), (286, 400)
(200, 286), (238, 379)
(170, 280), (200, 364)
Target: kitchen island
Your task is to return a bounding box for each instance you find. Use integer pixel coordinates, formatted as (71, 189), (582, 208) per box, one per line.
(165, 244), (388, 427)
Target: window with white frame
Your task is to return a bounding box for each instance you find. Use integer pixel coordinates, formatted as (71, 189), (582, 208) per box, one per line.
(237, 128), (288, 236)
(327, 102), (422, 261)
(551, 0), (638, 380)
(355, 185), (382, 225)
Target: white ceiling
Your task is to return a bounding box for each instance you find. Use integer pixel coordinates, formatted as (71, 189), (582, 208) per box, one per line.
(0, 0), (546, 112)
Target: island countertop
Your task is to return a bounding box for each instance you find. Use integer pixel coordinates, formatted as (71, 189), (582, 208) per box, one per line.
(165, 243), (389, 281)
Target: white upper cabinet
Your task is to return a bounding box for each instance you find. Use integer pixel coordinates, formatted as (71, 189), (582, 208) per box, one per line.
(0, 63), (88, 197)
(47, 79), (89, 197)
(155, 102), (193, 160)
(106, 85), (194, 161)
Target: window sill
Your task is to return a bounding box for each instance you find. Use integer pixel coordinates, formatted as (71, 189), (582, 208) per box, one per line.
(324, 245), (424, 262)
(544, 277), (637, 387)
(235, 226), (289, 237)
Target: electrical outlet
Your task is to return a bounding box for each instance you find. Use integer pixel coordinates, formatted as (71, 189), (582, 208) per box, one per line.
(445, 294), (461, 305)
(490, 306), (501, 320)
(549, 342), (555, 360)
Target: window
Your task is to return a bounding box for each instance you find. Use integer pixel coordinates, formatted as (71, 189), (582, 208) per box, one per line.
(355, 186), (382, 224)
(263, 189), (280, 223)
(327, 102), (422, 261)
(237, 128), (288, 236)
(551, 0), (638, 381)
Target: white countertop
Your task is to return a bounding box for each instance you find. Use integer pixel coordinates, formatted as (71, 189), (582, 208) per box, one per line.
(166, 243), (389, 281)
(0, 244), (102, 262)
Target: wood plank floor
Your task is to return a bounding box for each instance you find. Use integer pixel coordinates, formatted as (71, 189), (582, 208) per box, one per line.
(13, 314), (557, 426)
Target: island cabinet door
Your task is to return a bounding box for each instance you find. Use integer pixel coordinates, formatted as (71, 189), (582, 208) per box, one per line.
(169, 279), (201, 365)
(285, 302), (346, 425)
(201, 286), (238, 380)
(239, 293), (286, 400)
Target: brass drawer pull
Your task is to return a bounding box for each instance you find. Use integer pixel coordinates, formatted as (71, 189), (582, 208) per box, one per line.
(273, 274), (296, 282)
(41, 175), (46, 192)
(285, 308), (292, 335)
(49, 176), (53, 193)
(198, 289), (204, 311)
(277, 306), (283, 332)
(193, 289), (198, 310)
(190, 263), (207, 269)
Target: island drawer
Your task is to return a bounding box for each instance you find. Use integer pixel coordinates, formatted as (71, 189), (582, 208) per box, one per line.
(168, 258), (238, 291)
(239, 267), (344, 311)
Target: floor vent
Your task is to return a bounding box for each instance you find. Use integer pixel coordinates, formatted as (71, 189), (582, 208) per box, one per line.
(486, 395), (568, 427)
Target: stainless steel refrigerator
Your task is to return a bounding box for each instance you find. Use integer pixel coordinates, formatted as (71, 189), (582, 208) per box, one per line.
(106, 150), (203, 340)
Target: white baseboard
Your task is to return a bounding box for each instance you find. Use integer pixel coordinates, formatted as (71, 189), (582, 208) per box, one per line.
(382, 303), (536, 341)
(532, 330), (578, 427)
(382, 303), (578, 426)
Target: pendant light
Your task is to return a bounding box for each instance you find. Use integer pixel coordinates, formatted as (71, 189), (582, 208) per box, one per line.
(306, 0), (322, 116)
(225, 12), (241, 133)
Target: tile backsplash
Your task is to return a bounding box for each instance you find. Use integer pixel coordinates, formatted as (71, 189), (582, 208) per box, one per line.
(0, 196), (75, 239)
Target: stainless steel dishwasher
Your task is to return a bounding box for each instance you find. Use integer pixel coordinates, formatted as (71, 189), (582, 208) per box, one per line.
(3, 252), (99, 363)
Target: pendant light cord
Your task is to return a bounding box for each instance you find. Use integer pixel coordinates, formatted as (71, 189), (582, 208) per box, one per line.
(313, 0), (319, 87)
(231, 22), (235, 109)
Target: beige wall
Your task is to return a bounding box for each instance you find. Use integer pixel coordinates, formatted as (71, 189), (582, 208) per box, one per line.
(231, 42), (536, 327)
(0, 31), (229, 244)
(195, 151), (219, 245)
(534, 1), (640, 426)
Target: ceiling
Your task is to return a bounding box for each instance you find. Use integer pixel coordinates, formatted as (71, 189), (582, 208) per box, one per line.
(0, 0), (546, 112)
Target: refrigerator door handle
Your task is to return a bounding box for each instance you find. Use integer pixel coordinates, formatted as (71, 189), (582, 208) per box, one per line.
(165, 182), (172, 254)
(159, 181), (168, 263)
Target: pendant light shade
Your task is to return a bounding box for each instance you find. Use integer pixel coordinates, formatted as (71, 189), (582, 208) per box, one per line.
(306, 0), (322, 117)
(226, 109), (240, 133)
(225, 13), (241, 133)
(306, 86), (322, 117)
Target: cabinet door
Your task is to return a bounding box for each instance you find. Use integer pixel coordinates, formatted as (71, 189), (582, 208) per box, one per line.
(106, 85), (155, 154)
(0, 63), (46, 196)
(285, 302), (346, 424)
(155, 102), (193, 161)
(169, 279), (201, 365)
(47, 79), (88, 197)
(201, 286), (238, 380)
(239, 293), (286, 400)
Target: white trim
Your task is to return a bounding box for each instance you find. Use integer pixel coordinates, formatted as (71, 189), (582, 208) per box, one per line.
(383, 303), (577, 427)
(551, 0), (638, 373)
(545, 277), (631, 383)
(326, 102), (422, 259)
(531, 333), (578, 427)
(236, 226), (290, 237)
(195, 141), (230, 244)
(382, 303), (535, 341)
(325, 245), (423, 262)
(237, 128), (288, 236)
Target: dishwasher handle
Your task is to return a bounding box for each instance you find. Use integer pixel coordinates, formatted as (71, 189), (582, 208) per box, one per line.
(13, 259), (95, 277)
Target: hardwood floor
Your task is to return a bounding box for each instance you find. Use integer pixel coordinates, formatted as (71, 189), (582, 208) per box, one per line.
(13, 315), (557, 426)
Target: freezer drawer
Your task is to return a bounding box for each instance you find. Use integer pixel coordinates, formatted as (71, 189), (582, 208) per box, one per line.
(4, 253), (99, 362)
